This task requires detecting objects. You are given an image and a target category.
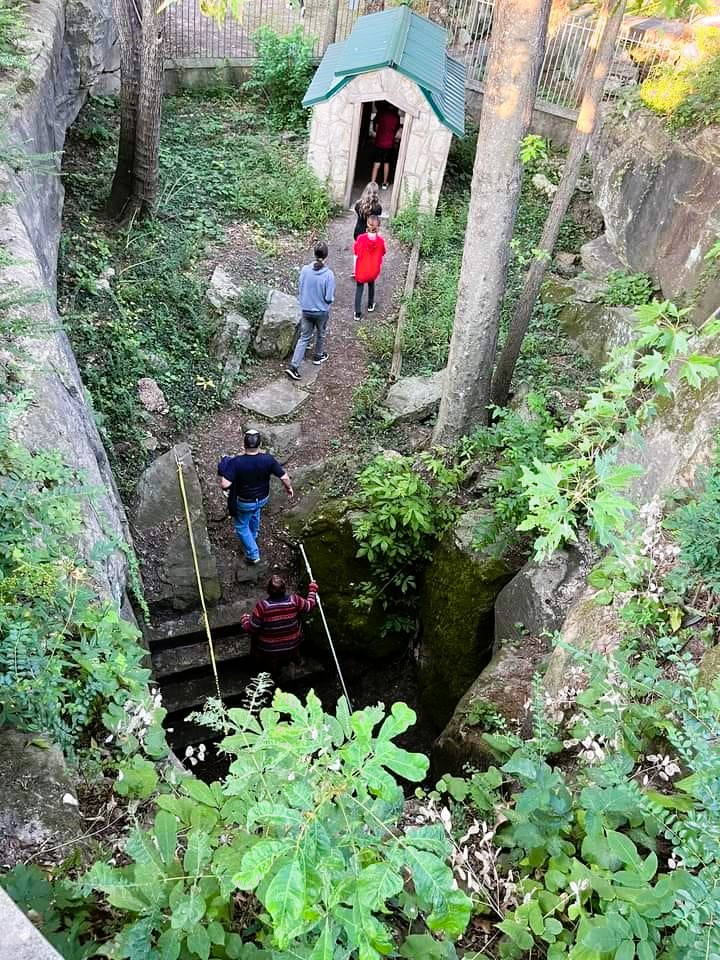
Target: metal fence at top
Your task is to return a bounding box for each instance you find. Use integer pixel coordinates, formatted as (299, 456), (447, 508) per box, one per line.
(444, 0), (672, 111)
(163, 0), (675, 113)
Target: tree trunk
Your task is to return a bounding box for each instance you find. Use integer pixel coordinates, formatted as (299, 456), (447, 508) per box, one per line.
(132, 0), (165, 217)
(108, 0), (141, 217)
(433, 0), (552, 445)
(490, 0), (625, 409)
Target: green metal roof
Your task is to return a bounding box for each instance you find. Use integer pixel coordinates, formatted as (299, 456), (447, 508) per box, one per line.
(302, 7), (465, 138)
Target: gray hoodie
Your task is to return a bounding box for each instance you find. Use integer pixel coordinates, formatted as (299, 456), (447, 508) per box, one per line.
(298, 263), (336, 314)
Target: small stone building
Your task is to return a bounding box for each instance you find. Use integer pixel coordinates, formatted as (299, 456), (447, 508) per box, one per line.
(302, 7), (465, 215)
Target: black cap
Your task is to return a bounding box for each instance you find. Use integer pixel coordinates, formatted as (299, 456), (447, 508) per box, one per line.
(244, 429), (261, 449)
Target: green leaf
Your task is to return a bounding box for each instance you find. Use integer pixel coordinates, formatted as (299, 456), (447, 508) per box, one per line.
(497, 919), (534, 950)
(263, 858), (306, 948)
(616, 941), (635, 960)
(154, 810), (178, 867)
(582, 921), (623, 951)
(357, 862), (403, 911)
(187, 924), (211, 960)
(170, 886), (206, 930)
(207, 920), (225, 945)
(375, 740), (428, 781)
(606, 830), (641, 867)
(181, 779), (219, 808)
(233, 840), (287, 890)
(183, 828), (213, 876)
(157, 929), (182, 960)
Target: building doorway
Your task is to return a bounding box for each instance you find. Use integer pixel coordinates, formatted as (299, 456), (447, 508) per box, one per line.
(346, 100), (407, 215)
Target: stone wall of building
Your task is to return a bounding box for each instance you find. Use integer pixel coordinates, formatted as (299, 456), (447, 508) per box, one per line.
(307, 67), (454, 213)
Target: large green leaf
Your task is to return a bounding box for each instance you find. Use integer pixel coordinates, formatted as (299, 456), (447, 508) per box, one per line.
(377, 702), (416, 742)
(181, 779), (219, 808)
(263, 857), (306, 948)
(183, 828), (214, 876)
(233, 840), (288, 890)
(170, 886), (206, 930)
(356, 862), (403, 912)
(187, 924), (211, 960)
(606, 830), (641, 868)
(154, 810), (178, 867)
(157, 929), (182, 960)
(374, 740), (428, 782)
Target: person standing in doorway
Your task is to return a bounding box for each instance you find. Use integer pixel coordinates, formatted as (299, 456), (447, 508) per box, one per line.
(371, 102), (401, 191)
(241, 575), (319, 671)
(218, 430), (293, 565)
(353, 214), (386, 320)
(353, 182), (382, 240)
(285, 241), (335, 382)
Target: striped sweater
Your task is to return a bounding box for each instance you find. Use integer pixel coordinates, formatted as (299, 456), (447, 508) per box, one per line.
(241, 584), (318, 654)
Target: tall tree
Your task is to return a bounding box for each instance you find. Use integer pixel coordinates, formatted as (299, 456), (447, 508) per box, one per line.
(490, 0), (625, 407)
(433, 0), (552, 445)
(109, 0), (165, 219)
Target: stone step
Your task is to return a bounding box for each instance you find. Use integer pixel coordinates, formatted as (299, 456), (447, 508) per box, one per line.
(144, 600), (252, 653)
(152, 632), (251, 680)
(238, 377), (309, 420)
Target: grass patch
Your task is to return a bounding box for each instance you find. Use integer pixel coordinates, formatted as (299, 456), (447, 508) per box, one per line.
(59, 93), (331, 493)
(0, 0), (26, 75)
(640, 25), (720, 130)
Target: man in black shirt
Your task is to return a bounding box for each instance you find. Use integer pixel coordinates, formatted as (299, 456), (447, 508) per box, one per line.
(218, 430), (294, 564)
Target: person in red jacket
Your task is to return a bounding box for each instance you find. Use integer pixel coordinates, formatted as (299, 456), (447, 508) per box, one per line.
(241, 575), (318, 670)
(353, 214), (386, 320)
(371, 102), (401, 190)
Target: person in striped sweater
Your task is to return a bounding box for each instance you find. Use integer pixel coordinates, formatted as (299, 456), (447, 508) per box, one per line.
(241, 575), (319, 669)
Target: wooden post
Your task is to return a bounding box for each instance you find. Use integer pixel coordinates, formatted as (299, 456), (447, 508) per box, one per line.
(389, 235), (422, 382)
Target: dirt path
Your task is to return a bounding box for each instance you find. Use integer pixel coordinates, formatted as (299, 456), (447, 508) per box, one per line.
(186, 209), (410, 605)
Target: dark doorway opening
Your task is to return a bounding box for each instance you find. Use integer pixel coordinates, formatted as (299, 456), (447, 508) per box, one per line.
(349, 100), (405, 209)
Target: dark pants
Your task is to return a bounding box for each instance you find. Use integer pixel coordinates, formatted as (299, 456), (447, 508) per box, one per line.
(354, 280), (375, 315)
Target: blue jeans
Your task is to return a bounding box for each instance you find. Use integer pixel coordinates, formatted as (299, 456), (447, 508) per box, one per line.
(290, 310), (329, 368)
(233, 495), (269, 561)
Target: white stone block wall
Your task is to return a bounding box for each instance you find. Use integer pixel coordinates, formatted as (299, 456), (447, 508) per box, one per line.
(307, 67), (455, 214)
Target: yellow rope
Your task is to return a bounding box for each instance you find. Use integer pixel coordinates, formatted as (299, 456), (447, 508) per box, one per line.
(175, 454), (222, 701)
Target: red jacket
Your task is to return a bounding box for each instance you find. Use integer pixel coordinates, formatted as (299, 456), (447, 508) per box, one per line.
(354, 233), (386, 284)
(241, 582), (318, 654)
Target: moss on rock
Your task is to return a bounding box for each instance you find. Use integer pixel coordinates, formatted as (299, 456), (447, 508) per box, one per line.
(284, 496), (407, 659)
(418, 509), (518, 728)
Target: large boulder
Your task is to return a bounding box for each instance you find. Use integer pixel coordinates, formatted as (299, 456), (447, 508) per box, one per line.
(494, 540), (593, 646)
(132, 443), (221, 611)
(432, 642), (545, 776)
(542, 276), (636, 366)
(0, 729), (80, 866)
(580, 234), (625, 279)
(253, 289), (301, 358)
(207, 265), (243, 311)
(590, 111), (720, 315)
(418, 510), (518, 728)
(382, 369), (446, 425)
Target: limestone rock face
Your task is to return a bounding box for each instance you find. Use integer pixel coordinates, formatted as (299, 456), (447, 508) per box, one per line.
(382, 368), (446, 425)
(1, 0), (123, 603)
(0, 886), (64, 960)
(494, 541), (593, 646)
(542, 277), (636, 366)
(0, 730), (80, 866)
(580, 234), (625, 279)
(432, 644), (543, 776)
(254, 290), (301, 358)
(132, 444), (221, 611)
(418, 510), (518, 728)
(590, 111), (720, 313)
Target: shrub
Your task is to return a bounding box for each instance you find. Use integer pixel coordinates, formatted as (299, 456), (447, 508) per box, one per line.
(640, 28), (720, 129)
(0, 0), (26, 72)
(602, 269), (656, 307)
(352, 452), (462, 609)
(247, 26), (316, 130)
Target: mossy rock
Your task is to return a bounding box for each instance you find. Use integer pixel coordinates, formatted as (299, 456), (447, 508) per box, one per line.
(418, 509), (518, 728)
(285, 496), (407, 659)
(542, 276), (635, 366)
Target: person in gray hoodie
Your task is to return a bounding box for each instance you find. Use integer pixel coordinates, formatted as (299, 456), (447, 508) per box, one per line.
(285, 241), (336, 381)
